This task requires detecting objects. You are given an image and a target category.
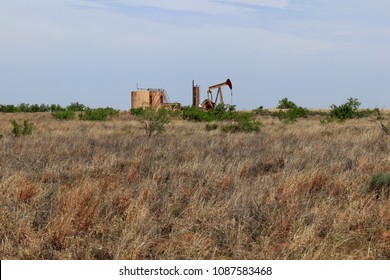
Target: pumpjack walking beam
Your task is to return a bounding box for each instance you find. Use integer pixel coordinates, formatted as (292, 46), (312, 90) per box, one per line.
(207, 78), (233, 106)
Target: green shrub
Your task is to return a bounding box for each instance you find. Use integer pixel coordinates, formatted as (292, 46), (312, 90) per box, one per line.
(52, 110), (76, 120)
(22, 119), (33, 135)
(181, 106), (214, 122)
(79, 107), (119, 121)
(205, 123), (218, 131)
(182, 104), (250, 122)
(364, 173), (390, 198)
(208, 104), (235, 120)
(1, 105), (19, 113)
(221, 120), (261, 133)
(136, 108), (171, 137)
(226, 104), (237, 112)
(221, 124), (241, 133)
(66, 102), (86, 112)
(1, 103), (66, 113)
(276, 106), (309, 123)
(17, 103), (30, 112)
(11, 119), (32, 137)
(130, 108), (145, 116)
(11, 120), (21, 137)
(277, 98), (297, 109)
(240, 118), (262, 132)
(181, 105), (261, 133)
(181, 105), (225, 122)
(253, 106), (273, 116)
(50, 104), (65, 112)
(28, 104), (45, 112)
(328, 98), (361, 121)
(221, 113), (261, 133)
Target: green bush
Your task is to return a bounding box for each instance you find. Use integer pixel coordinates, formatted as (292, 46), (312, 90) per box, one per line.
(11, 119), (32, 137)
(28, 104), (49, 112)
(221, 120), (261, 133)
(22, 119), (33, 135)
(221, 112), (262, 133)
(66, 102), (86, 112)
(11, 120), (21, 137)
(277, 98), (297, 109)
(253, 106), (273, 116)
(226, 104), (237, 112)
(136, 108), (171, 137)
(181, 104), (243, 122)
(79, 107), (119, 121)
(220, 124), (241, 133)
(241, 118), (262, 132)
(181, 106), (214, 122)
(52, 110), (76, 120)
(130, 108), (145, 116)
(355, 108), (378, 119)
(1, 103), (67, 113)
(50, 104), (65, 112)
(205, 123), (218, 131)
(17, 103), (30, 112)
(276, 106), (309, 123)
(182, 105), (261, 133)
(1, 105), (19, 113)
(328, 98), (361, 121)
(364, 173), (390, 198)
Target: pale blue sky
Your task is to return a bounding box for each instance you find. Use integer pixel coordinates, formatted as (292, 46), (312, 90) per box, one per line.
(0, 0), (389, 109)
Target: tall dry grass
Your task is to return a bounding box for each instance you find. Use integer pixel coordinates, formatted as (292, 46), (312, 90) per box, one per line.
(0, 112), (389, 259)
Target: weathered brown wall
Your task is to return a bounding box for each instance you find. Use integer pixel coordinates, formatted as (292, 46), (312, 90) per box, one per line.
(131, 90), (164, 109)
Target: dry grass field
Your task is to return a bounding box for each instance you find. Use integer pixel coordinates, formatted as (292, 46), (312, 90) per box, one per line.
(0, 111), (389, 259)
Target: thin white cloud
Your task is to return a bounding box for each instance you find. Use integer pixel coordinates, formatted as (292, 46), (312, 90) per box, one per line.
(226, 0), (290, 9)
(66, 0), (111, 9)
(69, 0), (291, 15)
(69, 0), (241, 14)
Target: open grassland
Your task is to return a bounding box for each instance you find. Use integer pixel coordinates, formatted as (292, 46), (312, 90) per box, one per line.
(0, 112), (389, 259)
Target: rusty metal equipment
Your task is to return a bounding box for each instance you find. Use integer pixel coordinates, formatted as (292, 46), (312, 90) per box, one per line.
(192, 80), (200, 107)
(131, 89), (164, 109)
(131, 88), (178, 109)
(201, 78), (232, 110)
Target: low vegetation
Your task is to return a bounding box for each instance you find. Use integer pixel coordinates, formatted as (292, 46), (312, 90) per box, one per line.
(1, 102), (119, 122)
(365, 173), (390, 198)
(79, 107), (119, 121)
(52, 110), (76, 120)
(135, 108), (171, 137)
(181, 104), (261, 133)
(276, 98), (297, 109)
(0, 110), (389, 260)
(66, 102), (86, 112)
(1, 103), (64, 113)
(326, 98), (377, 122)
(256, 98), (309, 123)
(369, 109), (390, 136)
(132, 105), (261, 134)
(11, 119), (32, 137)
(275, 106), (309, 123)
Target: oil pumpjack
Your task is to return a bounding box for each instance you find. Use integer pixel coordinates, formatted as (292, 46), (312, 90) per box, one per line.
(200, 79), (233, 110)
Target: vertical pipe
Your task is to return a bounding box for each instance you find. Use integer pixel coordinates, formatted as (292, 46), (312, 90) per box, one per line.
(193, 80), (200, 107)
(195, 85), (200, 108)
(192, 80), (195, 107)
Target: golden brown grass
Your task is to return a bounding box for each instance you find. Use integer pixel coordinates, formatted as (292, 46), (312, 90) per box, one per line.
(0, 112), (389, 259)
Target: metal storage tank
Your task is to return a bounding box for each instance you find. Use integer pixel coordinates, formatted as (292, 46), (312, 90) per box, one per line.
(131, 89), (164, 109)
(192, 80), (200, 107)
